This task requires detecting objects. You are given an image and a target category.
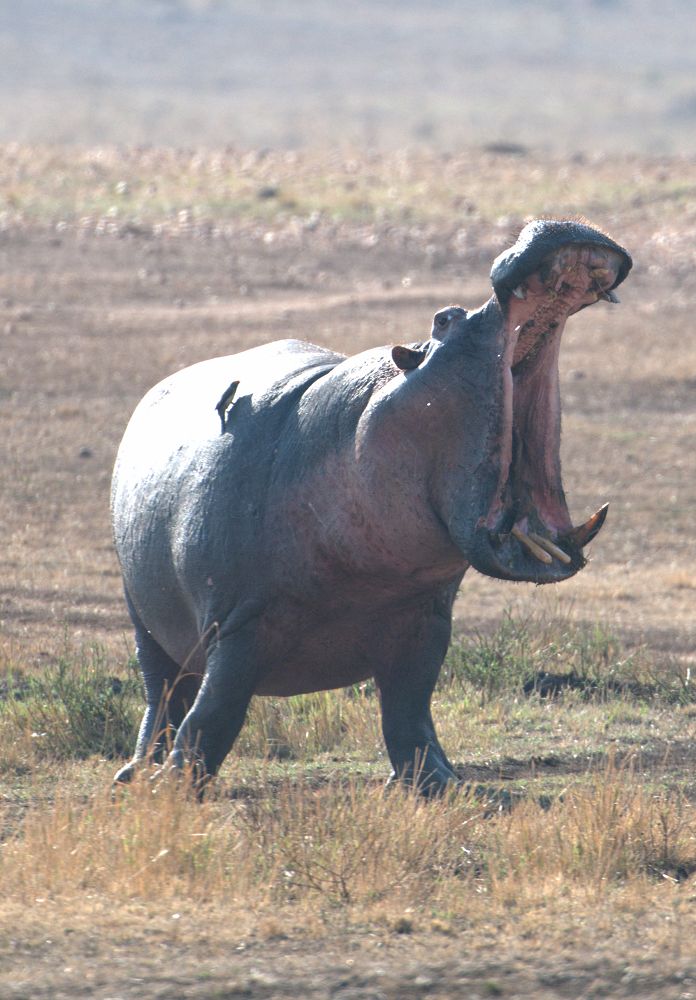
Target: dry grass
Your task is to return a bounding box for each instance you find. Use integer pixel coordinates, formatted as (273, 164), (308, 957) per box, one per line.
(3, 144), (696, 232)
(4, 769), (696, 996)
(2, 619), (696, 945)
(2, 759), (696, 955)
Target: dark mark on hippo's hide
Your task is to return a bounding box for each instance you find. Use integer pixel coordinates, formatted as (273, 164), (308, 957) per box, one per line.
(110, 218), (632, 796)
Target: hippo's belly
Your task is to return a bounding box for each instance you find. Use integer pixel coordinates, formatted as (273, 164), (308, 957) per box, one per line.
(250, 586), (455, 696)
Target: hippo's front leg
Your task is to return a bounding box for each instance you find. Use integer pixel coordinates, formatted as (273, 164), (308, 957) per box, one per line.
(166, 621), (260, 786)
(375, 592), (459, 797)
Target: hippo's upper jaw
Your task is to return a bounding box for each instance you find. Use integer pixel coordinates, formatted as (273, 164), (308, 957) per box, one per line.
(468, 220), (632, 584)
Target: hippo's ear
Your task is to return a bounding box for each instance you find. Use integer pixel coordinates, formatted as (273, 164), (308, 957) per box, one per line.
(392, 345), (427, 371)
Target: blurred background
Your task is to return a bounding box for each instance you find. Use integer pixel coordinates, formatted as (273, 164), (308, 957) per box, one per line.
(2, 0), (695, 153)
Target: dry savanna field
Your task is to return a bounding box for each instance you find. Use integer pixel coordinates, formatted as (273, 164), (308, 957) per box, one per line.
(1, 145), (696, 997)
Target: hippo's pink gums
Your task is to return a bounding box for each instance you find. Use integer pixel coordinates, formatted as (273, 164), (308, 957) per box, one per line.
(112, 219), (631, 795)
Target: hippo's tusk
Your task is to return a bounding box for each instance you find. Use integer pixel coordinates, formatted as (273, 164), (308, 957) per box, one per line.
(511, 525), (552, 564)
(511, 285), (526, 300)
(528, 532), (572, 565)
(561, 504), (609, 549)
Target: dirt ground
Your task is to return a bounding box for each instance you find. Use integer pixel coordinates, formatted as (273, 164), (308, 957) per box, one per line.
(1, 168), (696, 997)
(1, 200), (694, 667)
(5, 912), (696, 1000)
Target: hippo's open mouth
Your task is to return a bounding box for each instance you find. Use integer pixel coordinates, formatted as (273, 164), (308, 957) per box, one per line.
(469, 221), (632, 583)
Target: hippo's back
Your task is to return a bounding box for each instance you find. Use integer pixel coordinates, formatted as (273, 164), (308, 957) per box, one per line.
(111, 339), (344, 664)
(113, 339), (342, 478)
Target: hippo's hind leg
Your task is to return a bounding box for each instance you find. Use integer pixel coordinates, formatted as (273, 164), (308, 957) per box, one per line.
(114, 591), (201, 784)
(375, 591), (459, 797)
(165, 619), (260, 788)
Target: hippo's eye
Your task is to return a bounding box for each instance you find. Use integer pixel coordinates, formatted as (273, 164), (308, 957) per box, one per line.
(434, 311), (450, 328)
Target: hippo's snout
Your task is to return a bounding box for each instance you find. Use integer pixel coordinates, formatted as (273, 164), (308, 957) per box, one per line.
(491, 219), (632, 305)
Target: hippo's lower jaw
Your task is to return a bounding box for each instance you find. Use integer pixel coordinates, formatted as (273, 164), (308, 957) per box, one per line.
(465, 227), (631, 585)
(470, 503), (608, 584)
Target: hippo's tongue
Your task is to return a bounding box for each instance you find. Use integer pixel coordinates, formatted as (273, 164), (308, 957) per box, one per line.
(473, 236), (628, 584)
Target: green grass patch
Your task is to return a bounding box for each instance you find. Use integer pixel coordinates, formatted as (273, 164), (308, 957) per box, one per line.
(444, 611), (692, 706)
(0, 613), (691, 781)
(0, 646), (142, 767)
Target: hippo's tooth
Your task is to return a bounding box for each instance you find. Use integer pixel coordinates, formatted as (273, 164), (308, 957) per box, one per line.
(562, 503), (609, 548)
(528, 532), (572, 565)
(511, 525), (553, 564)
(598, 289), (620, 304)
(512, 285), (526, 300)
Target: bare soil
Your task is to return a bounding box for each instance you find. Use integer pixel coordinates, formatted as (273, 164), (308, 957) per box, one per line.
(2, 149), (696, 997)
(4, 912), (696, 1000)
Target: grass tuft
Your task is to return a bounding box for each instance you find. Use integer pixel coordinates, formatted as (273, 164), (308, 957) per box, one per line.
(443, 611), (689, 705)
(2, 761), (695, 923)
(0, 646), (141, 765)
(0, 614), (690, 781)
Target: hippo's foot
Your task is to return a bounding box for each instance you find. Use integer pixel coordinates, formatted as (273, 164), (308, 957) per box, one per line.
(113, 756), (172, 789)
(113, 759), (139, 785)
(145, 748), (213, 800)
(113, 735), (177, 787)
(386, 771), (460, 800)
(385, 752), (460, 799)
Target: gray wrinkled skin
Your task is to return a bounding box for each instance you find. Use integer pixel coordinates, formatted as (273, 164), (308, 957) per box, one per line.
(112, 219), (631, 795)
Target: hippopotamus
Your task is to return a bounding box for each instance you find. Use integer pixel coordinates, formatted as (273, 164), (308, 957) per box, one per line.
(111, 219), (631, 794)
